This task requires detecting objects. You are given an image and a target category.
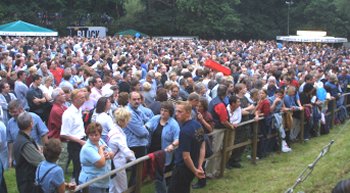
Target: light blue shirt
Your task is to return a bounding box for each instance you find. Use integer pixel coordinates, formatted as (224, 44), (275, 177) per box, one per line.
(35, 161), (64, 193)
(124, 104), (149, 147)
(6, 112), (48, 145)
(79, 138), (111, 188)
(14, 81), (29, 110)
(139, 105), (154, 123)
(145, 115), (180, 166)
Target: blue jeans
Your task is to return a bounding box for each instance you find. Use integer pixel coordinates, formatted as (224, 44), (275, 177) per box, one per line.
(88, 186), (107, 193)
(154, 166), (166, 193)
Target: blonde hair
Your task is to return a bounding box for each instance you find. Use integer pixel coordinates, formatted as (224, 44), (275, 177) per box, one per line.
(176, 101), (192, 113)
(114, 107), (132, 124)
(143, 82), (152, 92)
(29, 66), (37, 74)
(71, 89), (84, 100)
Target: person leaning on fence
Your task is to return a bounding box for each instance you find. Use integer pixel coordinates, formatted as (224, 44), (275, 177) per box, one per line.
(13, 111), (45, 193)
(206, 84), (236, 178)
(107, 107), (136, 193)
(226, 95), (243, 169)
(254, 89), (272, 158)
(79, 122), (113, 193)
(145, 101), (180, 193)
(168, 101), (205, 193)
(284, 86), (303, 141)
(268, 89), (292, 152)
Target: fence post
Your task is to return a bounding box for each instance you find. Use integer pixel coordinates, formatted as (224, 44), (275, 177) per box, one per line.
(251, 121), (258, 165)
(134, 161), (144, 193)
(219, 129), (229, 178)
(330, 99), (336, 129)
(300, 109), (305, 142)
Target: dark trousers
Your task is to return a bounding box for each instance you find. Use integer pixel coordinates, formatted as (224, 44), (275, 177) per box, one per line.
(1, 167), (7, 193)
(257, 116), (272, 158)
(168, 165), (195, 193)
(128, 146), (147, 187)
(68, 141), (82, 185)
(227, 125), (251, 165)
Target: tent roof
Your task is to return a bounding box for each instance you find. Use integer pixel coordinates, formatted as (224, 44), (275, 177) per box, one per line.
(116, 29), (148, 37)
(0, 20), (58, 36)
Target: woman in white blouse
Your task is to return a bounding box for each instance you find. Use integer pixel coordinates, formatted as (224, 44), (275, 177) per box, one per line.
(39, 76), (54, 102)
(107, 107), (135, 193)
(94, 97), (115, 143)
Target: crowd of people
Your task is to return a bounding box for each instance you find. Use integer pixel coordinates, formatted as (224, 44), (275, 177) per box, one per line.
(0, 36), (350, 193)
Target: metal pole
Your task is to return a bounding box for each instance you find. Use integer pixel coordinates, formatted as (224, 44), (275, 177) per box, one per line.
(287, 3), (290, 36)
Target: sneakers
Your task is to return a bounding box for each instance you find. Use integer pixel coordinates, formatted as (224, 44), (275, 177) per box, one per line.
(247, 155), (260, 160)
(281, 140), (292, 153)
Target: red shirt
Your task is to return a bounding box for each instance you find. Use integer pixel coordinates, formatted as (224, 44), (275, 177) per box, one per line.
(256, 98), (271, 117)
(214, 102), (229, 123)
(50, 67), (64, 86)
(48, 103), (67, 139)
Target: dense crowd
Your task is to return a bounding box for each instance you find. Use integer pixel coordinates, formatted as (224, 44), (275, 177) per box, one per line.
(0, 36), (350, 193)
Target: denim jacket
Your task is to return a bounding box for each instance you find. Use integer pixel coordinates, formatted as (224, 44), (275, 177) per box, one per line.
(145, 115), (180, 166)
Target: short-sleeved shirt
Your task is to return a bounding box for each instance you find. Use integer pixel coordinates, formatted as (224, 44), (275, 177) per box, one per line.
(60, 104), (86, 139)
(79, 139), (111, 188)
(35, 161), (64, 193)
(174, 119), (204, 168)
(7, 112), (48, 145)
(214, 103), (229, 123)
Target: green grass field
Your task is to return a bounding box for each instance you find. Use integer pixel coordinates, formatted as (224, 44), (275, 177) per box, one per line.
(4, 121), (350, 193)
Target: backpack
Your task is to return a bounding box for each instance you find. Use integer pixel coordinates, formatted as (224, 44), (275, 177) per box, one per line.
(34, 164), (57, 193)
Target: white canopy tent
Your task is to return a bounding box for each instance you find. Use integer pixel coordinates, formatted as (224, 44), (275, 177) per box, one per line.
(277, 30), (347, 43)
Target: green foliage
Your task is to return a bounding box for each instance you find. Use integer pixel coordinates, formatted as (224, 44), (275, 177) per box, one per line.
(0, 0), (349, 39)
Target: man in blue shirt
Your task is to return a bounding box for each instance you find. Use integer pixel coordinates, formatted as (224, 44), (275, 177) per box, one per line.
(6, 100), (48, 168)
(14, 70), (29, 110)
(124, 91), (149, 186)
(168, 101), (205, 193)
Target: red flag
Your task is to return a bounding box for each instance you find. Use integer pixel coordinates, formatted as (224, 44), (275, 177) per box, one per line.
(204, 59), (231, 76)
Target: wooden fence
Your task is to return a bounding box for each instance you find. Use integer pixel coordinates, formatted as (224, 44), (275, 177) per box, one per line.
(74, 93), (350, 193)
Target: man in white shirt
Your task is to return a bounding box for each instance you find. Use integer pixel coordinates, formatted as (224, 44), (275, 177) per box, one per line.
(60, 89), (86, 185)
(226, 95), (243, 169)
